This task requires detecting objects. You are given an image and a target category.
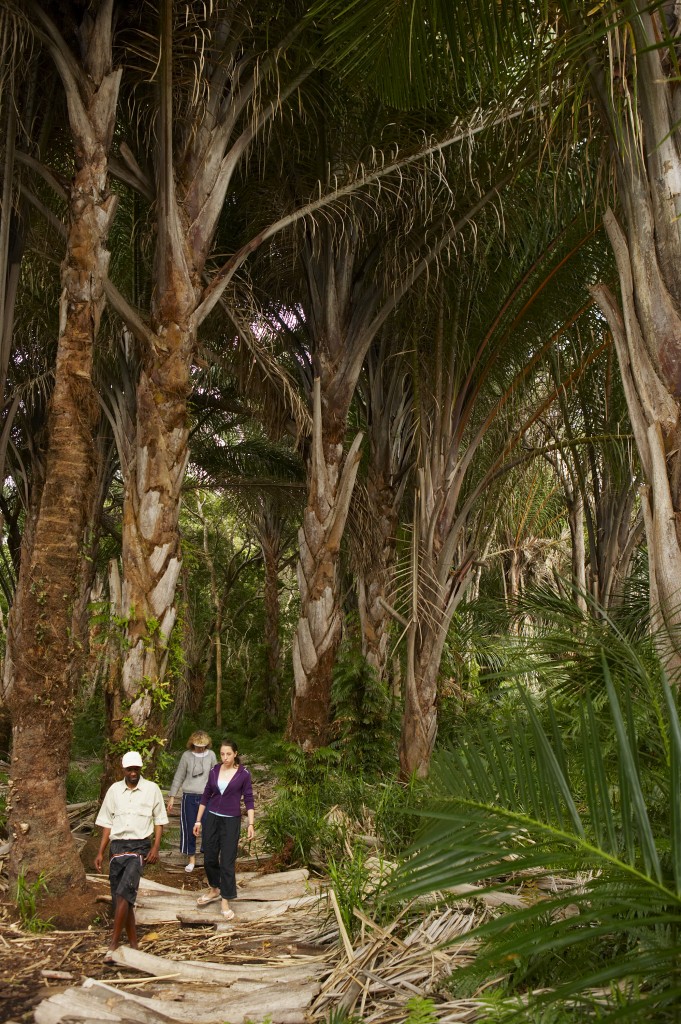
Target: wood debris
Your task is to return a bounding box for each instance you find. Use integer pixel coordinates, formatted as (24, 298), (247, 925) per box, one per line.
(33, 870), (332, 1023)
(34, 973), (321, 1024)
(110, 943), (326, 984)
(313, 902), (487, 1023)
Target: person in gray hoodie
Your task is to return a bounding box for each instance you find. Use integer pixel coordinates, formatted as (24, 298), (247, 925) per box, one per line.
(167, 731), (217, 871)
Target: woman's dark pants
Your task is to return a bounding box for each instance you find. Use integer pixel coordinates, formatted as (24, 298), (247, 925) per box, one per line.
(202, 812), (241, 899)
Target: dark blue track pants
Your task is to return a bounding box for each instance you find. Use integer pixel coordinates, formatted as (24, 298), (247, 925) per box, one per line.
(180, 793), (203, 855)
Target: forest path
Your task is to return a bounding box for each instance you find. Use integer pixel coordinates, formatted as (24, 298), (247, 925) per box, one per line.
(32, 868), (335, 1024)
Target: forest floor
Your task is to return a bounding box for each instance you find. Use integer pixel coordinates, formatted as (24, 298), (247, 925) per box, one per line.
(0, 763), (526, 1023)
(0, 762), (324, 1023)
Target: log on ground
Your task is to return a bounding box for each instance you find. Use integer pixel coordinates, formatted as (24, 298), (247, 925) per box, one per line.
(110, 944), (326, 984)
(34, 974), (321, 1024)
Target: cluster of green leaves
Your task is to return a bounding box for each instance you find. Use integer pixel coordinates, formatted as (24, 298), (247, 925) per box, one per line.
(65, 761), (102, 804)
(327, 845), (403, 939)
(331, 644), (400, 772)
(259, 743), (344, 864)
(260, 787), (343, 866)
(15, 872), (53, 933)
(108, 719), (175, 786)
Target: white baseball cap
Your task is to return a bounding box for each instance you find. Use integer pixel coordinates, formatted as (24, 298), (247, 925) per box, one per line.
(121, 751), (143, 768)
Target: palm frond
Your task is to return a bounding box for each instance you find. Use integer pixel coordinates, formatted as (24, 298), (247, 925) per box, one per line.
(393, 646), (681, 1019)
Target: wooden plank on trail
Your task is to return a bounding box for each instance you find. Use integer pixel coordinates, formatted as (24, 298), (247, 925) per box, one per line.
(34, 974), (321, 1024)
(87, 867), (312, 896)
(110, 945), (325, 983)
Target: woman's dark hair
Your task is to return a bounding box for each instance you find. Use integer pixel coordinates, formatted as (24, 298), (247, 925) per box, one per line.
(219, 739), (240, 765)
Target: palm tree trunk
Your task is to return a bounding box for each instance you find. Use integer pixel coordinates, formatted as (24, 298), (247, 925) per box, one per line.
(398, 557), (473, 779)
(357, 342), (412, 678)
(400, 622), (445, 779)
(589, 7), (681, 666)
(357, 484), (397, 679)
(567, 493), (587, 612)
(101, 559), (124, 796)
(261, 528), (282, 727)
(592, 204), (681, 665)
(289, 378), (362, 747)
(116, 341), (193, 744)
(3, 1), (120, 889)
(165, 564), (211, 745)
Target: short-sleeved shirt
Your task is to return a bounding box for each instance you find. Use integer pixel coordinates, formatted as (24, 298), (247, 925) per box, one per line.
(96, 777), (169, 840)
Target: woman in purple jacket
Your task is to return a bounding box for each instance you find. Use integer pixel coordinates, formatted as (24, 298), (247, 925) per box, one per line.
(194, 739), (255, 920)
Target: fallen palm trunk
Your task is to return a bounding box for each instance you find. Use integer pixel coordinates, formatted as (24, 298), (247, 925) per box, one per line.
(34, 973), (321, 1024)
(86, 869), (322, 925)
(109, 944), (325, 984)
(179, 897), (323, 929)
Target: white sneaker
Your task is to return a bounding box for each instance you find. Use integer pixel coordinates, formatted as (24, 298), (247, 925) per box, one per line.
(185, 863), (195, 873)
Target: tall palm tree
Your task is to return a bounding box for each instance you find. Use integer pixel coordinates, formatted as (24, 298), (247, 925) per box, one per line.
(355, 331), (415, 681)
(543, 336), (643, 614)
(1, 0), (121, 890)
(102, 1), (315, 742)
(392, 197), (612, 777)
(329, 0), (681, 673)
(249, 79), (516, 749)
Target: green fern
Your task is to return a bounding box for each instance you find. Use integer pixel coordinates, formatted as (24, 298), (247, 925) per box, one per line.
(404, 996), (439, 1024)
(331, 645), (398, 770)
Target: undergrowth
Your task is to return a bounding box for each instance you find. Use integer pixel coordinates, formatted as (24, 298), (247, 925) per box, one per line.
(16, 872), (54, 933)
(260, 740), (423, 869)
(66, 761), (102, 803)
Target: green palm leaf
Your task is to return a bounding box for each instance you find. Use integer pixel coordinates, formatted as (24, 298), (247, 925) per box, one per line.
(392, 650), (681, 1018)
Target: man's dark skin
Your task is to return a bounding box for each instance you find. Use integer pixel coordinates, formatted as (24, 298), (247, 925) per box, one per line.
(94, 765), (163, 954)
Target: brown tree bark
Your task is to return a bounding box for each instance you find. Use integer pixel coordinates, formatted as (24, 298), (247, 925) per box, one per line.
(2, 0), (120, 889)
(400, 619), (449, 779)
(398, 496), (476, 779)
(357, 487), (397, 678)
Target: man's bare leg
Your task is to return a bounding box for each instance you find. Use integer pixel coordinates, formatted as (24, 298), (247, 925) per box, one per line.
(109, 895), (131, 952)
(125, 905), (138, 949)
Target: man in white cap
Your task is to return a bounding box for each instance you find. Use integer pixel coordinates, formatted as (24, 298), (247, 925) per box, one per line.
(94, 751), (168, 960)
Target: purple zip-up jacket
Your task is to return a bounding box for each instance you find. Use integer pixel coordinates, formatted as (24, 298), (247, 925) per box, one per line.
(199, 763), (254, 817)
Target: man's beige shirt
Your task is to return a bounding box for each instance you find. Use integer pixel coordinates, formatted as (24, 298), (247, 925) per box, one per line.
(96, 777), (169, 840)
